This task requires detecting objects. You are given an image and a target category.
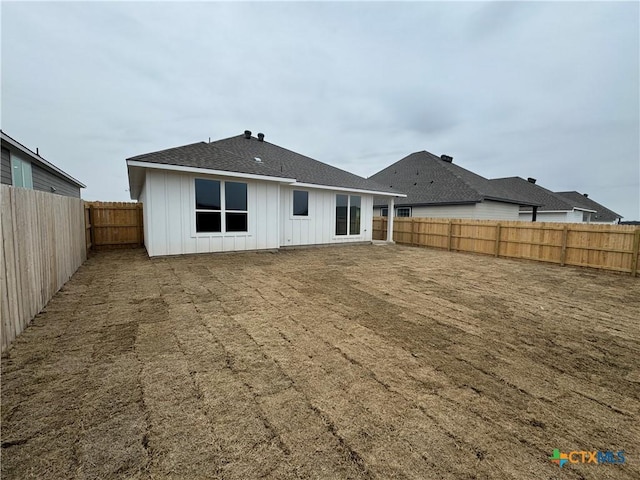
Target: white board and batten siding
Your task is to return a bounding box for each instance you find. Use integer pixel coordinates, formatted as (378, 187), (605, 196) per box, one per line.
(142, 170), (376, 256)
(142, 169), (280, 257)
(280, 187), (373, 247)
(374, 200), (520, 221)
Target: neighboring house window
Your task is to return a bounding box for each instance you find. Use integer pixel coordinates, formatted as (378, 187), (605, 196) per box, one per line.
(396, 207), (411, 217)
(195, 179), (248, 233)
(582, 211), (592, 223)
(293, 190), (309, 216)
(381, 207), (410, 217)
(11, 154), (33, 189)
(335, 194), (361, 235)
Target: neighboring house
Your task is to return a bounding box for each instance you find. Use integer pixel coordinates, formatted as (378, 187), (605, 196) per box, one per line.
(126, 130), (403, 257)
(490, 177), (597, 223)
(555, 191), (622, 224)
(370, 151), (538, 220)
(1, 131), (85, 197)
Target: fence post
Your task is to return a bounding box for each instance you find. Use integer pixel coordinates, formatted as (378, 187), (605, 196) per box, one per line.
(560, 225), (569, 266)
(447, 221), (453, 251)
(89, 204), (96, 252)
(411, 218), (416, 246)
(494, 223), (501, 257)
(631, 228), (640, 277)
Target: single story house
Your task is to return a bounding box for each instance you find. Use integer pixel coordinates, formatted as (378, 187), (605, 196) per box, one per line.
(1, 131), (85, 197)
(555, 191), (622, 224)
(126, 131), (404, 257)
(489, 177), (598, 223)
(370, 151), (538, 220)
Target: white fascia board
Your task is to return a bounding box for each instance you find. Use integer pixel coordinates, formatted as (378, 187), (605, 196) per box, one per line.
(290, 182), (406, 197)
(126, 160), (297, 184)
(572, 207), (597, 213)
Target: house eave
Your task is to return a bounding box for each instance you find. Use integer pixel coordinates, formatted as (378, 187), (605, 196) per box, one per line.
(291, 182), (406, 197)
(1, 131), (86, 188)
(126, 160), (297, 184)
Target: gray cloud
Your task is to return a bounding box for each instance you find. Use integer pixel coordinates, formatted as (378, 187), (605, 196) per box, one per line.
(2, 1), (638, 219)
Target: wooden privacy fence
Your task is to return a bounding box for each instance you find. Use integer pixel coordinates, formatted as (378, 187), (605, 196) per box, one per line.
(1, 185), (87, 352)
(373, 217), (640, 276)
(85, 202), (143, 250)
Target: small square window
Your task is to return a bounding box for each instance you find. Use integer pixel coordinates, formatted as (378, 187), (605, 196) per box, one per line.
(293, 190), (309, 216)
(396, 207), (411, 217)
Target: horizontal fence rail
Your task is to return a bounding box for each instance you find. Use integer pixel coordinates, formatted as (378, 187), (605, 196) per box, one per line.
(1, 186), (87, 352)
(373, 217), (640, 276)
(85, 202), (143, 250)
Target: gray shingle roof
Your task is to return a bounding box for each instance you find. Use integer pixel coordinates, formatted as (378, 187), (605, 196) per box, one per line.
(555, 191), (622, 222)
(128, 135), (400, 194)
(489, 177), (596, 213)
(370, 151), (538, 207)
(127, 141), (292, 179)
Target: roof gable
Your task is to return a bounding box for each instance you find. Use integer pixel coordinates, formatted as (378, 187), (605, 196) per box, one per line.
(370, 151), (537, 207)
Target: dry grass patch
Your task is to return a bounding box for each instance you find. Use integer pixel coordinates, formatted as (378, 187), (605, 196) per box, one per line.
(2, 245), (639, 479)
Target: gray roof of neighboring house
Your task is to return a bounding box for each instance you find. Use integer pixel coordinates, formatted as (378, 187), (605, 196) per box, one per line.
(489, 177), (596, 213)
(370, 151), (538, 207)
(1, 130), (86, 188)
(127, 133), (401, 195)
(555, 191), (622, 222)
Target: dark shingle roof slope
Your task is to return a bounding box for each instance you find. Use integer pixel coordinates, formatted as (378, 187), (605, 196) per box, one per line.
(127, 141), (292, 179)
(370, 151), (538, 207)
(556, 191), (622, 222)
(490, 177), (600, 213)
(128, 135), (400, 194)
(209, 135), (398, 193)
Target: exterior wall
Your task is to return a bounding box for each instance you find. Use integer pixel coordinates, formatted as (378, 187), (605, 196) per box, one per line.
(139, 182), (150, 255)
(143, 169), (280, 257)
(0, 145), (80, 197)
(375, 200), (520, 221)
(1, 147), (11, 185)
(280, 186), (373, 247)
(32, 163), (81, 198)
(519, 210), (583, 223)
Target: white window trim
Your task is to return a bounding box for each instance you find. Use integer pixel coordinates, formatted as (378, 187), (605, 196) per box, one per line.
(191, 177), (252, 238)
(333, 194), (363, 238)
(290, 189), (312, 220)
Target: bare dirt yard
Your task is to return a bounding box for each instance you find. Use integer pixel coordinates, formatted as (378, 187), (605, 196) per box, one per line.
(2, 245), (639, 479)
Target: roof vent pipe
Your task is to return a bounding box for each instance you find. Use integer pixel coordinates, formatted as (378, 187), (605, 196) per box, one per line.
(244, 130), (252, 139)
(583, 193), (588, 198)
(257, 133), (265, 142)
(527, 177), (537, 184)
(440, 155), (453, 163)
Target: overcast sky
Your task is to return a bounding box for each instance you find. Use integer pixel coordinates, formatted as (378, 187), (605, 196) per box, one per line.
(2, 1), (639, 219)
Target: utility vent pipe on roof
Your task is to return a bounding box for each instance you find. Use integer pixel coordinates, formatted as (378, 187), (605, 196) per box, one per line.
(440, 155), (453, 163)
(254, 157), (262, 163)
(527, 177), (537, 184)
(257, 133), (265, 142)
(583, 193), (588, 198)
(244, 130), (252, 139)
